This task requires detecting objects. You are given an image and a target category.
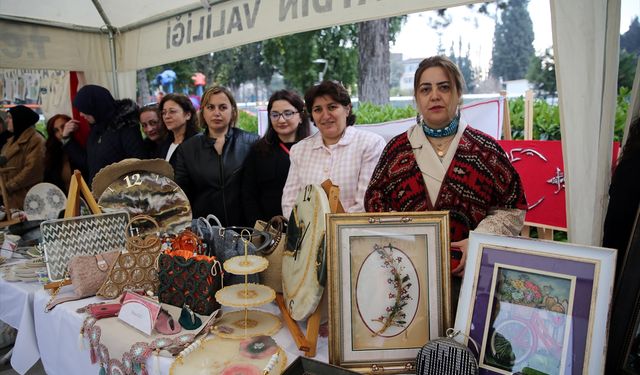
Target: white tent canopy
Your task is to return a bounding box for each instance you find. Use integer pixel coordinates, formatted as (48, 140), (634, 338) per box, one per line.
(0, 0), (625, 247)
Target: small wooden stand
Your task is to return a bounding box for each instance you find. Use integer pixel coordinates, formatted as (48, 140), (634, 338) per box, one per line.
(277, 179), (344, 357)
(0, 167), (21, 227)
(64, 170), (101, 217)
(44, 170), (102, 290)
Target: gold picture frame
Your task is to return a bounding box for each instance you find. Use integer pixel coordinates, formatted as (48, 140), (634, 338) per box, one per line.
(326, 212), (451, 374)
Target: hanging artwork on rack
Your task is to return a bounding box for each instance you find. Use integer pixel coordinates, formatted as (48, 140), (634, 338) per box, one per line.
(326, 212), (451, 374)
(454, 232), (615, 375)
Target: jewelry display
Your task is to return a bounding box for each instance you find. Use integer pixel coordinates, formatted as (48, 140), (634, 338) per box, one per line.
(81, 308), (220, 375)
(214, 229), (281, 339)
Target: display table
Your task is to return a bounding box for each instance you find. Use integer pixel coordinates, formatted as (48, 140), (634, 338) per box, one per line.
(31, 287), (328, 375)
(0, 261), (42, 375)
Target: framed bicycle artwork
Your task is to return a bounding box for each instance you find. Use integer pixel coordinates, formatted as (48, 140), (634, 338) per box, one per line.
(326, 212), (451, 374)
(454, 232), (615, 375)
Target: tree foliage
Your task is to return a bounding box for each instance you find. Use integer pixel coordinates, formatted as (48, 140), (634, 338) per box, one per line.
(448, 38), (476, 93)
(490, 0), (535, 81)
(621, 16), (640, 55)
(526, 48), (556, 98)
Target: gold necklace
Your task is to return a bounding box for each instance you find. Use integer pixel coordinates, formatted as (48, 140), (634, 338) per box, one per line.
(427, 136), (455, 157)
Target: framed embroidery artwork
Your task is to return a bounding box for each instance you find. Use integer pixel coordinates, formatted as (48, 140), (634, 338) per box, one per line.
(326, 212), (451, 374)
(454, 232), (615, 375)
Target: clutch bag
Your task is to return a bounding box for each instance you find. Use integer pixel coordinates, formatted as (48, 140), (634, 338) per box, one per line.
(41, 211), (129, 282)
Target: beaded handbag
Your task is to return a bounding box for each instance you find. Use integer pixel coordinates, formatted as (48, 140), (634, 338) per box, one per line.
(96, 215), (163, 299)
(157, 228), (223, 315)
(416, 329), (479, 375)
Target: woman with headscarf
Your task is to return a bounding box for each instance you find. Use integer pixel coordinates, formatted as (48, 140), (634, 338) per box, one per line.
(62, 84), (147, 184)
(0, 105), (46, 208)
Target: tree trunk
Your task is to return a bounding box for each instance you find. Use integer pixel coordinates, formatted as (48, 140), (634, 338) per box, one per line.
(358, 19), (390, 105)
(137, 69), (152, 105)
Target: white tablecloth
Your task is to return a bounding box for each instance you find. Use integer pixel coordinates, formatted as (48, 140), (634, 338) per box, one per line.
(0, 266), (42, 375)
(32, 288), (328, 375)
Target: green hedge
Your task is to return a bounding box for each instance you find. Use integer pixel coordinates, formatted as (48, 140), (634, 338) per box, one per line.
(508, 87), (630, 141)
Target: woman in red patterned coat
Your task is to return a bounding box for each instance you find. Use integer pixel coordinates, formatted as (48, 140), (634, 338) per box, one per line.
(364, 56), (527, 282)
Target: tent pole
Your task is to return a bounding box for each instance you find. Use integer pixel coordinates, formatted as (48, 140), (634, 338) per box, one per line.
(91, 0), (119, 98)
(107, 27), (119, 98)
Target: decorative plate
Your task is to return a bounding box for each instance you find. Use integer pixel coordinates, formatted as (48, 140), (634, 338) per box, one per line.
(23, 183), (66, 220)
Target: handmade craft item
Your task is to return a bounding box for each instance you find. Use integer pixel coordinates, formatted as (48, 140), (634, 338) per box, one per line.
(169, 335), (286, 375)
(95, 159), (192, 234)
(157, 228), (223, 315)
(45, 250), (121, 311)
(41, 211), (129, 282)
(97, 215), (162, 299)
(416, 329), (479, 375)
(254, 217), (287, 293)
(214, 229), (281, 339)
(81, 307), (220, 375)
(192, 214), (264, 285)
(23, 182), (67, 220)
(282, 184), (331, 321)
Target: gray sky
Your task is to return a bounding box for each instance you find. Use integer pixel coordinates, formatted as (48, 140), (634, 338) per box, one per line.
(391, 0), (639, 77)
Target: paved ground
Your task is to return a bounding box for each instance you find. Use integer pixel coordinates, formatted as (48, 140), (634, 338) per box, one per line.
(0, 346), (46, 375)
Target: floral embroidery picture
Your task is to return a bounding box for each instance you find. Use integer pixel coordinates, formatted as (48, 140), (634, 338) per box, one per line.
(481, 265), (575, 375)
(357, 244), (418, 338)
(326, 212), (451, 373)
(349, 236), (428, 350)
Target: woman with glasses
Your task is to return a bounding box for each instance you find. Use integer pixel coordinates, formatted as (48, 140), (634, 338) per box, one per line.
(281, 81), (386, 218)
(158, 93), (199, 164)
(139, 104), (168, 158)
(242, 90), (311, 225)
(174, 86), (259, 226)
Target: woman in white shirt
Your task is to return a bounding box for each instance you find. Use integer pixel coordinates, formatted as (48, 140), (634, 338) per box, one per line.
(158, 93), (200, 165)
(281, 81), (386, 218)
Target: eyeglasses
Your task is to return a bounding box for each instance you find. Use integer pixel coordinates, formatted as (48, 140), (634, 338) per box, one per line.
(269, 110), (298, 121)
(161, 108), (182, 117)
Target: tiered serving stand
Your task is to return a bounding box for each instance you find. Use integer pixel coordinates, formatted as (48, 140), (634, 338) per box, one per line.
(214, 230), (281, 338)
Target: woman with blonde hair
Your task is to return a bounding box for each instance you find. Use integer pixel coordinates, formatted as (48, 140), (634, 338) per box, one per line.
(174, 86), (258, 226)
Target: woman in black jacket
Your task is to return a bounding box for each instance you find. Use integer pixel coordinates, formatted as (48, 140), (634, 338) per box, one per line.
(157, 93), (199, 165)
(241, 90), (311, 225)
(174, 86), (259, 226)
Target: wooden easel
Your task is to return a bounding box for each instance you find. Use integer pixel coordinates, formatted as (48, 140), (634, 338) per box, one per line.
(0, 167), (21, 227)
(64, 170), (101, 217)
(44, 170), (102, 290)
(276, 179), (344, 357)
